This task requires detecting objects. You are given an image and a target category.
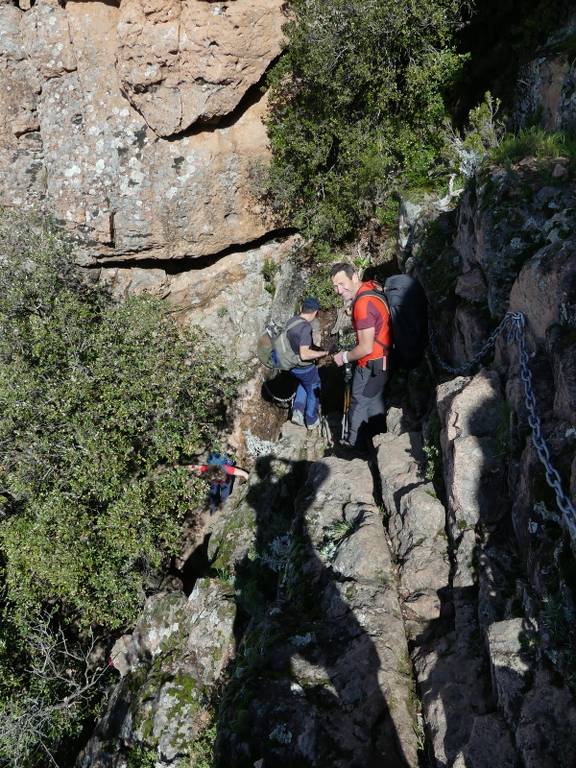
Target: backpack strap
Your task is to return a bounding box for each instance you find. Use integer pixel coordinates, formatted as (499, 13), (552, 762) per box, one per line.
(351, 289), (391, 353)
(285, 316), (308, 331)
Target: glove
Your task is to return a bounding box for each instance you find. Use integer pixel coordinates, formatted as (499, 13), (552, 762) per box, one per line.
(326, 339), (339, 355)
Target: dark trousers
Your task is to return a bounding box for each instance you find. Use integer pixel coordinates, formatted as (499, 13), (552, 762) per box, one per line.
(209, 477), (234, 513)
(347, 362), (388, 449)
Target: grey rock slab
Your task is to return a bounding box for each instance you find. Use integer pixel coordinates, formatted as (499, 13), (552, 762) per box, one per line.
(516, 669), (576, 768)
(452, 713), (518, 768)
(376, 430), (449, 622)
(300, 454), (419, 766)
(486, 618), (533, 725)
(414, 633), (489, 766)
(444, 370), (503, 441)
(330, 503), (395, 582)
(375, 431), (426, 514)
(436, 377), (469, 425)
(452, 528), (477, 589)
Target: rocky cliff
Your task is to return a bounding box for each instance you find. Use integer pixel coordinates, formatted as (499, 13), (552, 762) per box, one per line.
(1, 4), (575, 767)
(0, 0), (294, 361)
(75, 27), (576, 767)
(391, 28), (576, 763)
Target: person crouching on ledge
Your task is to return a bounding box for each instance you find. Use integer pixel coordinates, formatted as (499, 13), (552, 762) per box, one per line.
(186, 460), (249, 513)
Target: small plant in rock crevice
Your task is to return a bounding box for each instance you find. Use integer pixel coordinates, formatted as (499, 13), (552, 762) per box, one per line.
(262, 258), (280, 295)
(442, 91), (505, 178)
(422, 410), (444, 491)
(319, 513), (365, 561)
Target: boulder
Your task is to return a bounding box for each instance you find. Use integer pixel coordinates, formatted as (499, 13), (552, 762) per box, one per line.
(0, 0), (278, 263)
(486, 618), (532, 724)
(116, 0), (286, 136)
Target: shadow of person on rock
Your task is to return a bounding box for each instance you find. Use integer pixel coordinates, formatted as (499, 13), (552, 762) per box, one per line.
(214, 454), (412, 768)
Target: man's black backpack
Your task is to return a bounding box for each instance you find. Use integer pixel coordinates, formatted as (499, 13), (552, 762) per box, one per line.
(353, 274), (428, 370)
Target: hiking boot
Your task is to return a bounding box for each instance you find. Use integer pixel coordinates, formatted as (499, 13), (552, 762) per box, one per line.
(307, 417), (320, 430)
(291, 410), (305, 426)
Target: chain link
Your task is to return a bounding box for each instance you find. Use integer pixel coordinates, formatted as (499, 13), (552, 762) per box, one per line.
(431, 311), (576, 541)
(509, 314), (576, 541)
(429, 312), (518, 376)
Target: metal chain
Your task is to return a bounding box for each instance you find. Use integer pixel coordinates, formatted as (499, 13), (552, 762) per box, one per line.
(508, 313), (576, 542)
(431, 311), (576, 541)
(429, 312), (518, 376)
(262, 378), (295, 408)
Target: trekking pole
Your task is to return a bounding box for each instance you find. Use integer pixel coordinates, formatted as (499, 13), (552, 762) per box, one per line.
(341, 362), (353, 440)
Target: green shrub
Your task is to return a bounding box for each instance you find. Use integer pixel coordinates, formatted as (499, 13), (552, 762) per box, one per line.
(305, 265), (338, 310)
(489, 127), (576, 166)
(0, 209), (237, 766)
(441, 91), (504, 178)
(265, 0), (469, 245)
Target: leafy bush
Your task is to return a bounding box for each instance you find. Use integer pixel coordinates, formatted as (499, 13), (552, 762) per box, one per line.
(0, 210), (237, 766)
(265, 0), (469, 244)
(442, 91), (504, 178)
(305, 265), (338, 310)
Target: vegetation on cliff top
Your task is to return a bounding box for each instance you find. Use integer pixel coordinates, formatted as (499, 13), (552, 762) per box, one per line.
(266, 0), (471, 245)
(0, 210), (236, 766)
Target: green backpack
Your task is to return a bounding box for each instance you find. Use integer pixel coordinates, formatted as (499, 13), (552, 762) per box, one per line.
(256, 316), (311, 371)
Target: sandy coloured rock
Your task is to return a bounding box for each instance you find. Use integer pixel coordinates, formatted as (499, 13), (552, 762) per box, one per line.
(0, 0), (281, 264)
(116, 0), (287, 137)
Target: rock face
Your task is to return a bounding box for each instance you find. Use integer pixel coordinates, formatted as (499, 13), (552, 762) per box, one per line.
(0, 3), (45, 209)
(210, 425), (419, 768)
(375, 430), (449, 636)
(514, 13), (576, 132)
(0, 0), (287, 265)
(99, 235), (302, 363)
(0, 0), (294, 362)
(394, 94), (576, 767)
(78, 585), (237, 768)
(82, 425), (420, 768)
(116, 0), (286, 136)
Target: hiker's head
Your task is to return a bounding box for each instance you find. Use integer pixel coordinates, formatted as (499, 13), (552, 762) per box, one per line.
(203, 465), (228, 483)
(330, 262), (361, 303)
(300, 296), (320, 319)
